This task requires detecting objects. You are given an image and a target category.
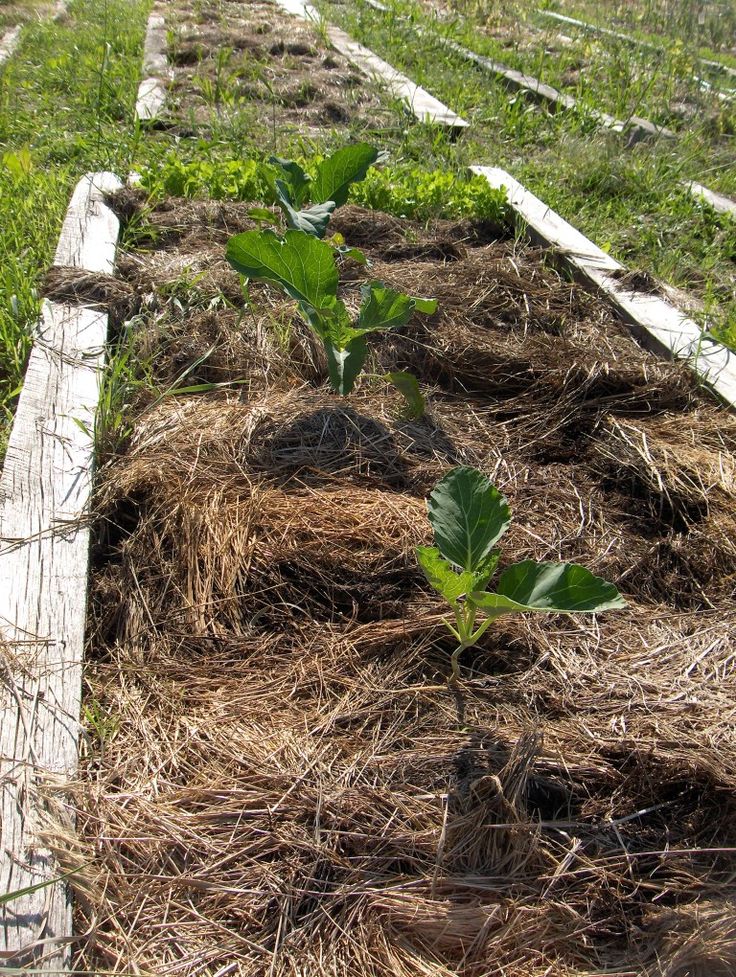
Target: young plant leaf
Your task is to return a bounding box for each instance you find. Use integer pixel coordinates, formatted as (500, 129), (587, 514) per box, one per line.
(274, 181), (336, 238)
(384, 370), (425, 418)
(428, 467), (511, 572)
(417, 546), (499, 602)
(410, 296), (438, 315)
(471, 560), (627, 615)
(311, 143), (380, 207)
(325, 335), (368, 395)
(356, 282), (431, 334)
(268, 156), (311, 208)
(246, 207), (280, 225)
(226, 229), (338, 310)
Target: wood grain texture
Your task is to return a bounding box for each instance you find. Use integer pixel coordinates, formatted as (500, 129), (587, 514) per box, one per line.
(0, 172), (121, 971)
(272, 0), (468, 128)
(136, 8), (169, 122)
(473, 165), (736, 408)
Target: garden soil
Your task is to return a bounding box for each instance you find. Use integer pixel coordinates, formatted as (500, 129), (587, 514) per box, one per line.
(52, 190), (736, 977)
(164, 0), (395, 139)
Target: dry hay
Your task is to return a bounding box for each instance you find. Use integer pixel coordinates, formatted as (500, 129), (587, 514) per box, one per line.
(70, 195), (736, 976)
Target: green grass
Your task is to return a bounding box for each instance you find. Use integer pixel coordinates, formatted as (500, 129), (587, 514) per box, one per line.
(0, 0), (50, 33)
(0, 0), (150, 457)
(317, 0), (736, 349)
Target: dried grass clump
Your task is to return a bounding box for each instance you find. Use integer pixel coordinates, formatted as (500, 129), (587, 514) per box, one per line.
(76, 198), (736, 976)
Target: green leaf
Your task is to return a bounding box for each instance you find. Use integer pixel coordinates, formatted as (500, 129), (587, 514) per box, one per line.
(417, 546), (498, 602)
(385, 370), (425, 418)
(246, 207), (280, 225)
(471, 560), (626, 616)
(411, 296), (438, 315)
(268, 156), (311, 207)
(324, 334), (368, 395)
(274, 181), (336, 237)
(428, 467), (511, 572)
(356, 282), (416, 333)
(3, 147), (32, 179)
(311, 143), (379, 207)
(226, 229), (338, 310)
(335, 244), (367, 265)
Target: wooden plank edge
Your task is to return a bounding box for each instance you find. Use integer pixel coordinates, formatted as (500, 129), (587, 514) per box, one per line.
(135, 8), (170, 123)
(471, 165), (736, 408)
(686, 181), (736, 219)
(0, 25), (22, 66)
(537, 8), (736, 84)
(0, 171), (122, 972)
(271, 0), (468, 128)
(360, 0), (673, 143)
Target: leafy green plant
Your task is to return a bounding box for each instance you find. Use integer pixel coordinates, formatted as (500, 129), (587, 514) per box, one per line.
(417, 467), (626, 681)
(267, 143), (379, 238)
(226, 227), (434, 408)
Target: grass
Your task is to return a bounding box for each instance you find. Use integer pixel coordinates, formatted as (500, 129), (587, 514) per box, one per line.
(0, 0), (150, 457)
(317, 0), (736, 348)
(0, 0), (51, 33)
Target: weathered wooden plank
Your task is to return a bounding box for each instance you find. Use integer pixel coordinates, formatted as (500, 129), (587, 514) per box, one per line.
(687, 181), (736, 219)
(0, 172), (121, 972)
(472, 165), (736, 408)
(361, 0), (673, 143)
(135, 9), (169, 122)
(0, 25), (21, 66)
(537, 8), (736, 84)
(272, 0), (468, 128)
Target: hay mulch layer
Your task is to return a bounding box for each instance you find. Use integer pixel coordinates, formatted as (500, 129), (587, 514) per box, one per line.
(68, 191), (736, 977)
(164, 0), (395, 138)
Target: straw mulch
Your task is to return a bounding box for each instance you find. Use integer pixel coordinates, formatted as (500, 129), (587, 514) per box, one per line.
(68, 196), (736, 977)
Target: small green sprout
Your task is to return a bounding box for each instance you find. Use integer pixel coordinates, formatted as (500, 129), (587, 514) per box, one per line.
(417, 467), (626, 682)
(226, 227), (434, 412)
(267, 143), (379, 240)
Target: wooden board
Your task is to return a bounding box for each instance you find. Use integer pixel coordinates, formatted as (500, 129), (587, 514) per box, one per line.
(537, 8), (736, 84)
(687, 181), (736, 219)
(361, 0), (673, 143)
(0, 26), (21, 67)
(472, 165), (736, 408)
(135, 9), (169, 122)
(272, 0), (468, 128)
(0, 171), (121, 972)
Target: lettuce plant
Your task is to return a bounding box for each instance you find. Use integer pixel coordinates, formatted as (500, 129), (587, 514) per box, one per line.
(417, 467), (626, 681)
(226, 228), (435, 410)
(267, 144), (379, 239)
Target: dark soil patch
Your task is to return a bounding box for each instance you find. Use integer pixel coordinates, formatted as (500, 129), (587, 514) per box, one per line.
(165, 0), (394, 137)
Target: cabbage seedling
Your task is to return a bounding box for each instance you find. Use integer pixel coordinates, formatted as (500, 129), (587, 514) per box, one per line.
(417, 467), (626, 681)
(226, 227), (434, 411)
(267, 143), (379, 239)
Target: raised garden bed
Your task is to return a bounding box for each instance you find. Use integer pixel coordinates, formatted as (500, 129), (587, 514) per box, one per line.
(56, 179), (736, 975)
(163, 0), (398, 137)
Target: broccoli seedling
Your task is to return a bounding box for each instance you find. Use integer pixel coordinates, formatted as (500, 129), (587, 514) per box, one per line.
(226, 227), (434, 413)
(267, 143), (379, 240)
(418, 467), (626, 681)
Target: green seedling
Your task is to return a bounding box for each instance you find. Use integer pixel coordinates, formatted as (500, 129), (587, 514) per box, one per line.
(267, 143), (380, 239)
(226, 227), (434, 410)
(417, 467), (626, 682)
